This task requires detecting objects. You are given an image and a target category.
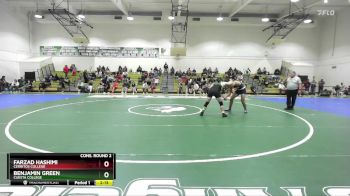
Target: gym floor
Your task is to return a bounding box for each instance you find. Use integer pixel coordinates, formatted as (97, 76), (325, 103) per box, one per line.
(0, 94), (349, 195)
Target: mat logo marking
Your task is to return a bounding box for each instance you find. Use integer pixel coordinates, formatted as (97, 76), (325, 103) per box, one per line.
(146, 106), (187, 113)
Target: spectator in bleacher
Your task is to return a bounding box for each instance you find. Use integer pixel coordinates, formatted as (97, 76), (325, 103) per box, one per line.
(142, 81), (148, 95)
(181, 76), (189, 94)
(141, 72), (148, 82)
(137, 65), (142, 73)
(245, 68), (251, 75)
(257, 68), (262, 75)
(122, 66), (128, 72)
(60, 77), (71, 92)
(193, 82), (200, 96)
(115, 73), (123, 82)
(18, 77), (25, 89)
(154, 77), (159, 86)
(304, 79), (311, 93)
(174, 70), (181, 77)
(63, 65), (69, 77)
(77, 78), (83, 93)
(262, 67), (267, 75)
(346, 85), (350, 95)
(104, 80), (111, 93)
(202, 67), (208, 75)
(96, 70), (102, 78)
(9, 79), (19, 93)
(285, 71), (302, 110)
(150, 82), (156, 94)
(250, 85), (257, 95)
(195, 76), (201, 84)
(101, 66), (106, 76)
(310, 77), (317, 95)
(95, 81), (103, 93)
(321, 89), (332, 97)
(274, 69), (281, 75)
(70, 64), (76, 72)
(59, 78), (65, 91)
(0, 76), (6, 92)
(72, 66), (77, 76)
(178, 82), (183, 95)
(334, 84), (341, 97)
(88, 81), (93, 95)
(122, 70), (128, 78)
(122, 78), (129, 95)
(164, 62), (169, 72)
(318, 79), (325, 95)
(146, 78), (152, 88)
(208, 67), (212, 75)
(97, 65), (101, 75)
(277, 80), (285, 95)
(39, 78), (49, 92)
(64, 77), (70, 91)
(186, 68), (191, 76)
(24, 80), (33, 92)
(101, 75), (107, 86)
(233, 68), (239, 75)
(192, 68), (197, 75)
(202, 82), (209, 95)
(340, 83), (346, 94)
(214, 67), (219, 74)
(153, 68), (159, 77)
(53, 73), (59, 81)
(131, 81), (137, 95)
(186, 78), (193, 95)
(49, 74), (54, 81)
(44, 76), (51, 84)
(263, 77), (269, 87)
(83, 70), (89, 83)
(111, 79), (118, 95)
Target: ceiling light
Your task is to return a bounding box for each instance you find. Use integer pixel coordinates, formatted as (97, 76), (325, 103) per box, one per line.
(303, 19), (312, 23)
(291, 0), (299, 2)
(34, 0), (43, 19)
(127, 16), (134, 21)
(324, 0), (328, 3)
(216, 16), (224, 21)
(261, 17), (269, 22)
(168, 16), (175, 20)
(34, 13), (43, 19)
(77, 14), (85, 19)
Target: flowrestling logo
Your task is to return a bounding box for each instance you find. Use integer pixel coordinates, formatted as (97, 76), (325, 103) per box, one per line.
(0, 179), (349, 196)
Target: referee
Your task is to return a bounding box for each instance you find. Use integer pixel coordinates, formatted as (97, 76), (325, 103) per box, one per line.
(285, 71), (302, 110)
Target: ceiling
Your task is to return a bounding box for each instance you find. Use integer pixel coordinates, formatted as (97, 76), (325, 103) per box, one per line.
(3, 0), (350, 20)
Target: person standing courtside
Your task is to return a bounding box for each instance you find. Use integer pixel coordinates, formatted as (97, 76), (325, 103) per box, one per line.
(285, 71), (302, 110)
(318, 79), (325, 96)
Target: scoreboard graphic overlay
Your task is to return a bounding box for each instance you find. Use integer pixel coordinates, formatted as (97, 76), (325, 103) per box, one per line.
(7, 153), (116, 186)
